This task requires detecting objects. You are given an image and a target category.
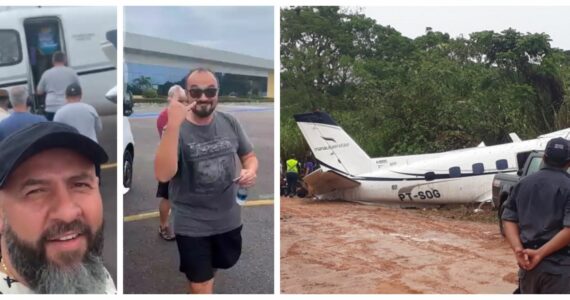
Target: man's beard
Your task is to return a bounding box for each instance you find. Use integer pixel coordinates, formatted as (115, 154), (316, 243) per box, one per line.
(4, 219), (107, 294)
(192, 100), (216, 118)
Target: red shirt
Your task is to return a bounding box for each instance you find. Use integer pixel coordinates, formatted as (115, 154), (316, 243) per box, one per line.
(157, 108), (168, 138)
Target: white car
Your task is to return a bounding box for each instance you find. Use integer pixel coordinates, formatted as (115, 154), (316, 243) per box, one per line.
(102, 29), (135, 194)
(104, 86), (134, 195)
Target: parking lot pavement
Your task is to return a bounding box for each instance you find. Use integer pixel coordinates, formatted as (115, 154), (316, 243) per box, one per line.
(124, 205), (274, 294)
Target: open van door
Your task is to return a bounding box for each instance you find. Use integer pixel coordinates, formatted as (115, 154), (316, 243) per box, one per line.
(23, 16), (66, 113)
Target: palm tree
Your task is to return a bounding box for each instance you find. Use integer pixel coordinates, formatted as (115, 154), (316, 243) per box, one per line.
(132, 75), (153, 91)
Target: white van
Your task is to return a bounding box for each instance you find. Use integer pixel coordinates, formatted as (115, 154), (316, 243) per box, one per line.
(0, 6), (116, 116)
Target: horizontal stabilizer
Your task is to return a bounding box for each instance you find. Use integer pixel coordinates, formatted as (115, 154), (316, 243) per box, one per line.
(303, 168), (360, 195)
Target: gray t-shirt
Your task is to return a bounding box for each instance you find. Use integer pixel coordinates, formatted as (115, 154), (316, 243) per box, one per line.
(37, 66), (80, 112)
(53, 102), (102, 142)
(170, 111), (253, 237)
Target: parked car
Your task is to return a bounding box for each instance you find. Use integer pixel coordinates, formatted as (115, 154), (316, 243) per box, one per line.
(492, 150), (544, 235)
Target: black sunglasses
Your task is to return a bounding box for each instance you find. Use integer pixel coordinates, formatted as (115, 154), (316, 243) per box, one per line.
(188, 87), (218, 99)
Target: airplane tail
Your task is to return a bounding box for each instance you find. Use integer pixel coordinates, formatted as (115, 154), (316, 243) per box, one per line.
(294, 111), (374, 176)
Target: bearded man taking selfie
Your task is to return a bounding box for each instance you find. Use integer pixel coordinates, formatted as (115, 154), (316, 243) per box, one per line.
(0, 122), (115, 294)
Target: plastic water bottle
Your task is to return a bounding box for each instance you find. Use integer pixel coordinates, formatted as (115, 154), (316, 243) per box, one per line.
(236, 187), (248, 205)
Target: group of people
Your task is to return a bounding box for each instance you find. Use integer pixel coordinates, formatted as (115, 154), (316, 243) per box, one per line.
(0, 51), (102, 143)
(281, 156), (316, 197)
(0, 63), (258, 294)
(153, 68), (258, 293)
(0, 52), (112, 294)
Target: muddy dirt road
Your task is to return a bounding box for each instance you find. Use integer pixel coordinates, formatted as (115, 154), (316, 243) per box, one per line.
(280, 198), (519, 294)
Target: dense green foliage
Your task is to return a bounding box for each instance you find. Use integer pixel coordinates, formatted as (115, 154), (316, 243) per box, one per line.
(281, 7), (570, 160)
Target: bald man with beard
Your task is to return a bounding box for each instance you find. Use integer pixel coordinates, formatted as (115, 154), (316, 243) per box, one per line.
(155, 68), (258, 294)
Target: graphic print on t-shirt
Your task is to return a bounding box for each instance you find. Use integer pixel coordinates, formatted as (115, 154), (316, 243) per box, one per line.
(185, 138), (235, 194)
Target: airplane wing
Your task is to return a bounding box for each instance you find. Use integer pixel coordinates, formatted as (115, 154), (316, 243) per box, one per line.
(303, 168), (361, 195)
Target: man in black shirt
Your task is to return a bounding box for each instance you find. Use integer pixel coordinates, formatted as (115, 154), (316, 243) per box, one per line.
(502, 137), (570, 294)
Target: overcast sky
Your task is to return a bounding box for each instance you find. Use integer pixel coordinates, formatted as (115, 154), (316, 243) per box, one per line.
(363, 6), (570, 50)
(125, 6), (274, 60)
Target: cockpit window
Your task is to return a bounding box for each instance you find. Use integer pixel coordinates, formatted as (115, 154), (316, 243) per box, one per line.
(0, 30), (22, 66)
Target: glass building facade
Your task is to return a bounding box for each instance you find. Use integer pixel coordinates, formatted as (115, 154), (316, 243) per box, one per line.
(125, 63), (268, 97)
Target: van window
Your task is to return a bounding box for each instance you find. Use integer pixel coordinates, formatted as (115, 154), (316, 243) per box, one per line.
(0, 30), (22, 66)
(472, 163), (484, 175)
(449, 166), (461, 178)
(496, 159), (509, 170)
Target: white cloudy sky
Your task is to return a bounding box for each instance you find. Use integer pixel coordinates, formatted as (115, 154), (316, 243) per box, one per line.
(125, 6), (274, 60)
(363, 6), (570, 50)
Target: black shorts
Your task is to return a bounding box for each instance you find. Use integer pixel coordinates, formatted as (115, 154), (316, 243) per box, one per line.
(156, 181), (169, 199)
(175, 225), (243, 283)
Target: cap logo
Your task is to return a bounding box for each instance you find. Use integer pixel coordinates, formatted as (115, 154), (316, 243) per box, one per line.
(554, 144), (564, 149)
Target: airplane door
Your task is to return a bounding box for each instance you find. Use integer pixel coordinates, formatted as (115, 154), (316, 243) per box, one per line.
(23, 17), (66, 113)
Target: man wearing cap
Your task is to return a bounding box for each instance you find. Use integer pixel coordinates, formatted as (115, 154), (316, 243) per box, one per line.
(54, 82), (102, 143)
(0, 122), (115, 294)
(36, 52), (80, 121)
(155, 68), (258, 294)
(502, 137), (570, 294)
(0, 86), (47, 142)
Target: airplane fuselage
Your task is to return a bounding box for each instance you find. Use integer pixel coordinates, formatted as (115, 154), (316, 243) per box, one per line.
(294, 111), (570, 205)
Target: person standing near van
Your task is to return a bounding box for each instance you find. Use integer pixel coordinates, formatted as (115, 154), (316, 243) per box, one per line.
(0, 86), (47, 142)
(53, 83), (102, 143)
(36, 51), (79, 120)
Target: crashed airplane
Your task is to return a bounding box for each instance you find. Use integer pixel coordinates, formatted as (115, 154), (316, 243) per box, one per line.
(294, 111), (570, 206)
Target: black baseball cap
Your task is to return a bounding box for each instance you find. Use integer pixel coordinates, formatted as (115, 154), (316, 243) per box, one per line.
(544, 137), (570, 165)
(0, 122), (108, 188)
(66, 82), (82, 97)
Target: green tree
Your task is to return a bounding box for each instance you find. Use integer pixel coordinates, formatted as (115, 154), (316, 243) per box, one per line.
(132, 75), (153, 94)
(280, 6), (570, 160)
